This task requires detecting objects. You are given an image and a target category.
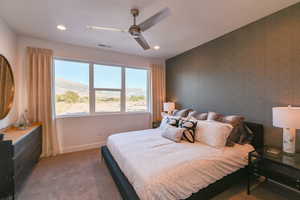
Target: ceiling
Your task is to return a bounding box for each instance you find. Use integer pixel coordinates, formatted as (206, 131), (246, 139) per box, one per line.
(1, 0), (300, 59)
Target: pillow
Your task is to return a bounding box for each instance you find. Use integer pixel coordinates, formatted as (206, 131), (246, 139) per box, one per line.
(195, 120), (233, 148)
(179, 119), (197, 143)
(219, 115), (245, 127)
(188, 111), (208, 120)
(207, 112), (222, 121)
(238, 123), (254, 145)
(173, 108), (193, 117)
(159, 113), (180, 129)
(218, 115), (245, 146)
(161, 125), (185, 142)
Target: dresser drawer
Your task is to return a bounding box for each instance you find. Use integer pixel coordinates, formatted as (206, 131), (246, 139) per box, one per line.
(14, 143), (41, 178)
(13, 126), (42, 158)
(14, 144), (41, 193)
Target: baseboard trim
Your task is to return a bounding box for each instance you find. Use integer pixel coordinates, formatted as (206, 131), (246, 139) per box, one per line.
(61, 141), (106, 154)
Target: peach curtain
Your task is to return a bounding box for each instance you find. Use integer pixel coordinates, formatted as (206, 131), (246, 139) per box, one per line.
(27, 47), (59, 157)
(151, 64), (166, 122)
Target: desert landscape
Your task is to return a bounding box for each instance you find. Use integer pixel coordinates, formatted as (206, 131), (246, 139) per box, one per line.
(55, 78), (147, 115)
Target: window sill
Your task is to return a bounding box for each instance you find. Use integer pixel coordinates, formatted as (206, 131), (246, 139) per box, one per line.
(56, 112), (152, 119)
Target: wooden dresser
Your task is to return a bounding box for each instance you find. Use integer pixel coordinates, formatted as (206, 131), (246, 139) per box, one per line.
(0, 123), (42, 199)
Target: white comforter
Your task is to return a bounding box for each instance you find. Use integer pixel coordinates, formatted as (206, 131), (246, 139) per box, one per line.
(107, 128), (254, 200)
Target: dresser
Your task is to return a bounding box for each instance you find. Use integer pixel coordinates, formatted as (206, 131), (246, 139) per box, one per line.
(0, 123), (42, 199)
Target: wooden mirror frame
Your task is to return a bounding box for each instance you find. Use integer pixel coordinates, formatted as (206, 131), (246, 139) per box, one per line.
(0, 54), (15, 120)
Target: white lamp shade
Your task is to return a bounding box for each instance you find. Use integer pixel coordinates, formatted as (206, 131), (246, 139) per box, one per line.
(273, 107), (300, 129)
(163, 102), (175, 112)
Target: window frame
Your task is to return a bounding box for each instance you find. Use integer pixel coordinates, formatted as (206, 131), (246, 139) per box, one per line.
(53, 57), (151, 117)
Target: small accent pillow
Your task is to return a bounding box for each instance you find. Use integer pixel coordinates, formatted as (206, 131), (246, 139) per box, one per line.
(161, 125), (185, 142)
(179, 119), (197, 143)
(195, 120), (233, 148)
(173, 108), (193, 117)
(159, 113), (180, 129)
(188, 111), (208, 120)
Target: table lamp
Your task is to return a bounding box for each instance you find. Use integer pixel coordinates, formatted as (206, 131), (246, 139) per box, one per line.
(163, 102), (175, 115)
(273, 105), (300, 155)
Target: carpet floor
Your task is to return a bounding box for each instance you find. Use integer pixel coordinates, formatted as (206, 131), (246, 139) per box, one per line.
(17, 149), (300, 200)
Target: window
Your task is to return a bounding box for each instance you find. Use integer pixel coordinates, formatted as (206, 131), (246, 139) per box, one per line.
(126, 68), (148, 112)
(54, 59), (150, 116)
(54, 60), (89, 115)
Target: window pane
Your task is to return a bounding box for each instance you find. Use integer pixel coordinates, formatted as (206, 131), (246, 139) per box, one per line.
(95, 91), (121, 112)
(54, 60), (89, 115)
(94, 64), (121, 89)
(126, 68), (148, 112)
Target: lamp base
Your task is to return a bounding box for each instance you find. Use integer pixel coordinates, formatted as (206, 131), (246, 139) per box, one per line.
(282, 128), (296, 155)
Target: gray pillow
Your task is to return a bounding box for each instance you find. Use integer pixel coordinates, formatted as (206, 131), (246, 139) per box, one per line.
(207, 112), (223, 121)
(218, 115), (245, 146)
(161, 125), (185, 142)
(188, 111), (208, 120)
(238, 123), (254, 145)
(173, 108), (193, 117)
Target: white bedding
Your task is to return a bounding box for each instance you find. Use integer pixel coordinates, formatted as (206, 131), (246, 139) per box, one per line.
(107, 128), (254, 200)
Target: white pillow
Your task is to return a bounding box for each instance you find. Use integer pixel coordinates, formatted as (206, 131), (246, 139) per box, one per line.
(195, 120), (233, 148)
(161, 125), (185, 142)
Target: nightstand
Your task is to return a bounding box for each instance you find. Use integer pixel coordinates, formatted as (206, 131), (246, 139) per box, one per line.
(152, 121), (161, 128)
(248, 147), (300, 195)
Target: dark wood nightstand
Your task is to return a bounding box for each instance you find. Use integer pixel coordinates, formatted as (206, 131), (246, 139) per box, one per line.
(248, 147), (300, 195)
(152, 121), (161, 128)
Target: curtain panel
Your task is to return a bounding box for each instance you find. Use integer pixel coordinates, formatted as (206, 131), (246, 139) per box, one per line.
(27, 47), (59, 157)
(151, 64), (166, 122)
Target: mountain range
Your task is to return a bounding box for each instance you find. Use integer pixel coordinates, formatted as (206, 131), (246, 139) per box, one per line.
(55, 78), (146, 97)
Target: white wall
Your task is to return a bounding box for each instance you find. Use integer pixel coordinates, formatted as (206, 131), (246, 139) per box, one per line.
(17, 35), (164, 153)
(57, 113), (151, 153)
(0, 18), (18, 129)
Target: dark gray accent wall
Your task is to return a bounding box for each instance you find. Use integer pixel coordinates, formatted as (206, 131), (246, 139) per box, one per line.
(166, 3), (300, 150)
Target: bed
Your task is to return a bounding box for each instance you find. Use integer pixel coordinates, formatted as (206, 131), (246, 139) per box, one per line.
(101, 122), (264, 200)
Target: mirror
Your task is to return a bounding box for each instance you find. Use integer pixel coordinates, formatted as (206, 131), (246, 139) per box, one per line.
(0, 55), (15, 119)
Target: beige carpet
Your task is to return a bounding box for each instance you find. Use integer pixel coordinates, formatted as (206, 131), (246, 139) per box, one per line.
(18, 149), (300, 200)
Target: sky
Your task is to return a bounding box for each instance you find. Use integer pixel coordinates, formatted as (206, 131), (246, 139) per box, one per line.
(54, 59), (148, 90)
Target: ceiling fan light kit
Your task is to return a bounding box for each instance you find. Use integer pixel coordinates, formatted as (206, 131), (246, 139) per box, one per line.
(87, 7), (170, 51)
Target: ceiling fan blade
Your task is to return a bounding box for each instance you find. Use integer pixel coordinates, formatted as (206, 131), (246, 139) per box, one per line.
(133, 34), (150, 50)
(138, 8), (171, 32)
(86, 25), (127, 32)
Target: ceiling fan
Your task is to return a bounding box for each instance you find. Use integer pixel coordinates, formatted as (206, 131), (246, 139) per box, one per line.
(87, 7), (171, 50)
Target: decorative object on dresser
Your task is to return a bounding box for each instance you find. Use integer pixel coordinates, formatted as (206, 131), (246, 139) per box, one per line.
(163, 102), (175, 115)
(273, 106), (300, 155)
(0, 123), (42, 199)
(248, 147), (300, 195)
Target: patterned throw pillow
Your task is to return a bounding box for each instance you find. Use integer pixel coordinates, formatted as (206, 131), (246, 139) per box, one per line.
(167, 117), (180, 127)
(159, 113), (181, 129)
(179, 119), (197, 143)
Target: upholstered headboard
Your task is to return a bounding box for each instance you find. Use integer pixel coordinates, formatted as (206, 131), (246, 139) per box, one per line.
(244, 122), (264, 149)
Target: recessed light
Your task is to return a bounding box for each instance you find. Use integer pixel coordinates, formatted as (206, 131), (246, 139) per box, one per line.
(153, 45), (160, 50)
(57, 25), (67, 31)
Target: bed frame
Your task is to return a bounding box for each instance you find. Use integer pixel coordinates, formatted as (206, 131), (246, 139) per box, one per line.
(101, 122), (264, 200)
